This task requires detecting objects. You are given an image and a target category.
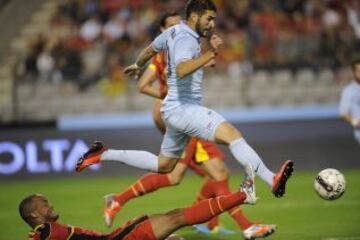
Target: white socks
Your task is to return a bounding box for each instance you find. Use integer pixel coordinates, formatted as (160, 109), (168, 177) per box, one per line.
(229, 138), (274, 188)
(100, 150), (159, 172)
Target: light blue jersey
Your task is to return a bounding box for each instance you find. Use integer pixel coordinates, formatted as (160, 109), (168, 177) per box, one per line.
(150, 21), (225, 157)
(339, 81), (360, 120)
(151, 21), (204, 113)
(340, 80), (360, 144)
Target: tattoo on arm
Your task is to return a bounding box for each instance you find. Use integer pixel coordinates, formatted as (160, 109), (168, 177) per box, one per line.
(136, 45), (157, 67)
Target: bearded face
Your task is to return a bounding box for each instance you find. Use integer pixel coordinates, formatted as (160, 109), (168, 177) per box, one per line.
(195, 10), (216, 38)
(354, 64), (360, 84)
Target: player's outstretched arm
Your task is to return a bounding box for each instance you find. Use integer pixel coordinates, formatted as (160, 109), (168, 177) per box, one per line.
(137, 67), (165, 99)
(176, 34), (223, 79)
(176, 51), (217, 79)
(124, 45), (158, 76)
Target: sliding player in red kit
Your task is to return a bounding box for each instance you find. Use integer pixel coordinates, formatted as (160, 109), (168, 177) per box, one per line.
(20, 165), (256, 240)
(77, 12), (276, 239)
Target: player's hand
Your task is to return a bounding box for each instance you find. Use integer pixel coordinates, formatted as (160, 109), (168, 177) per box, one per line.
(209, 34), (223, 53)
(124, 63), (141, 76)
(204, 59), (216, 68)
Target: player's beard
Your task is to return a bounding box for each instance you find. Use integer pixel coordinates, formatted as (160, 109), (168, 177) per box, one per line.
(48, 213), (59, 222)
(47, 207), (59, 222)
(196, 20), (208, 38)
(355, 76), (360, 84)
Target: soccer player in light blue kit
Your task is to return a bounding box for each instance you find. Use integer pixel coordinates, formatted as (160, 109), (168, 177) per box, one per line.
(77, 0), (293, 199)
(340, 59), (360, 144)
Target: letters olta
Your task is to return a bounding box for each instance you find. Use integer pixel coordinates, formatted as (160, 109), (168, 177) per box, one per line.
(0, 139), (100, 175)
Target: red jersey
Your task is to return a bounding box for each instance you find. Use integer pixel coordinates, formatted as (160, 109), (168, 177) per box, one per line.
(28, 216), (155, 240)
(28, 222), (105, 240)
(180, 138), (225, 176)
(149, 51), (167, 96)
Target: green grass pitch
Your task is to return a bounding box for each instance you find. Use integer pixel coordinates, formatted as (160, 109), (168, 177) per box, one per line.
(1, 170), (360, 239)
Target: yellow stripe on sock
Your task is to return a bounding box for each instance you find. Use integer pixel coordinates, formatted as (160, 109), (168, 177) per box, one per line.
(208, 199), (215, 216)
(230, 207), (241, 216)
(131, 185), (139, 196)
(216, 196), (224, 212)
(137, 181), (146, 193)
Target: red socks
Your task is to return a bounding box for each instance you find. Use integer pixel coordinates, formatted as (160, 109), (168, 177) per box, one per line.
(211, 179), (253, 230)
(113, 173), (171, 205)
(196, 179), (218, 229)
(183, 191), (246, 225)
(196, 179), (215, 201)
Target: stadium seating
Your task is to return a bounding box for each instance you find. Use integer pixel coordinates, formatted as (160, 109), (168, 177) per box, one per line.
(0, 0), (355, 122)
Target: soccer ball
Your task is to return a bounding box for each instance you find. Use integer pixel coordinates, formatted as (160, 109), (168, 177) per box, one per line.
(314, 168), (346, 200)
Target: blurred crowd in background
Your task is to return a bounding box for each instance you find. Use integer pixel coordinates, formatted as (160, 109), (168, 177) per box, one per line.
(21, 0), (360, 96)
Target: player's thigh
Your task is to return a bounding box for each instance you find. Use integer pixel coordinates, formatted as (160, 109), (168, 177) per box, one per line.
(152, 100), (166, 134)
(202, 158), (229, 181)
(158, 153), (180, 173)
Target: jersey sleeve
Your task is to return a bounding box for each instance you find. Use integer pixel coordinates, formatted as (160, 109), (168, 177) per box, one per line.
(174, 36), (196, 65)
(339, 87), (352, 116)
(151, 29), (171, 52)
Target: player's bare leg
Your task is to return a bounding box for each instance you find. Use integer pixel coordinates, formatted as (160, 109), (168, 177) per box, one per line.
(201, 157), (229, 181)
(214, 121), (294, 198)
(153, 99), (166, 134)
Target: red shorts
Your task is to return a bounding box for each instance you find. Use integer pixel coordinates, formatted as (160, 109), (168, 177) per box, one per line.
(110, 216), (156, 240)
(180, 137), (225, 177)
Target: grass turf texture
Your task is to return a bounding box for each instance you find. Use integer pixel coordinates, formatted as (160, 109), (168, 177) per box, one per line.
(1, 170), (360, 240)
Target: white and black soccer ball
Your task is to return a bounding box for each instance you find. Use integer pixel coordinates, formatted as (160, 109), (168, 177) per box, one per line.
(314, 168), (346, 200)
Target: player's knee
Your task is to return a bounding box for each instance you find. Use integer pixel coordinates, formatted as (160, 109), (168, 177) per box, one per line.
(158, 159), (177, 173)
(226, 124), (242, 141)
(165, 209), (185, 226)
(210, 168), (229, 181)
(217, 167), (229, 180)
(167, 173), (183, 185)
(215, 122), (242, 145)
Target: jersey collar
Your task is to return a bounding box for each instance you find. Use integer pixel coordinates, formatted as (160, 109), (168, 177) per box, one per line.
(180, 21), (200, 40)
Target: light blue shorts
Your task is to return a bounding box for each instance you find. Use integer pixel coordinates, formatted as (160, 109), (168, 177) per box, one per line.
(160, 104), (226, 157)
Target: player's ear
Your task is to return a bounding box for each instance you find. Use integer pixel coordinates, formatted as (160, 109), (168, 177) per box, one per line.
(30, 212), (38, 219)
(189, 12), (199, 23)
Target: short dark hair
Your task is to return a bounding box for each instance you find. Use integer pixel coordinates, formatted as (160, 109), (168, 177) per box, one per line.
(185, 0), (217, 20)
(19, 194), (38, 227)
(351, 58), (360, 70)
(159, 11), (180, 28)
